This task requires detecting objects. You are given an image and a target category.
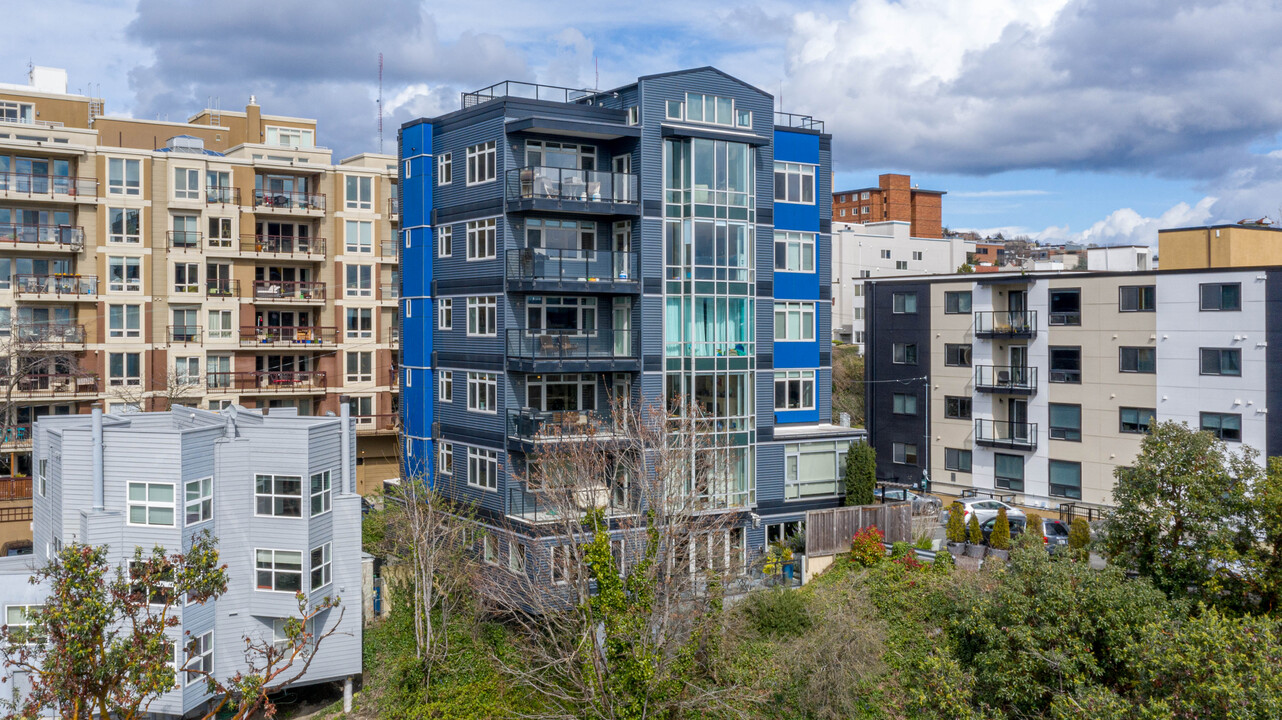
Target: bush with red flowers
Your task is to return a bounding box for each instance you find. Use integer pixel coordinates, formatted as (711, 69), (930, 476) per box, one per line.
(850, 525), (886, 567)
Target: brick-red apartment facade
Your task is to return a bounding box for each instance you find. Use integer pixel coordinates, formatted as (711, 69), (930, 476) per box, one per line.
(833, 173), (945, 239)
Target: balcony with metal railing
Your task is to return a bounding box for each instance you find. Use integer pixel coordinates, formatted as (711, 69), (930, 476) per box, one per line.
(252, 189), (326, 214)
(0, 425), (31, 449)
(505, 248), (638, 294)
(506, 479), (635, 525)
(379, 240), (396, 260)
(12, 274), (97, 298)
(387, 197), (399, 218)
(506, 329), (637, 372)
(506, 407), (620, 444)
(167, 230), (203, 250)
(774, 111), (825, 133)
(0, 172), (98, 201)
(975, 419), (1038, 451)
(7, 373), (99, 397)
(974, 366), (1038, 395)
(462, 80), (598, 108)
(974, 310), (1038, 339)
(380, 283), (399, 300)
(0, 224), (84, 251)
(205, 370), (327, 394)
(168, 325), (202, 343)
(205, 186), (240, 205)
(14, 323), (85, 346)
(239, 235), (326, 258)
(252, 280), (326, 303)
(505, 166), (639, 215)
(240, 325), (337, 347)
(206, 279), (240, 298)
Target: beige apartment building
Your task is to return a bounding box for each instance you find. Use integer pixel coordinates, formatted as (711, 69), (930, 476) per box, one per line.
(0, 67), (399, 551)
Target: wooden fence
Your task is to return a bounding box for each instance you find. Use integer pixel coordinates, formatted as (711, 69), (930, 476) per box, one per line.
(805, 502), (913, 556)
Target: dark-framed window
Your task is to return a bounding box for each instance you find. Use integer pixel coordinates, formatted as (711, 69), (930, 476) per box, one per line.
(1049, 346), (1081, 383)
(892, 392), (918, 415)
(1119, 407), (1156, 434)
(994, 453), (1024, 492)
(944, 343), (972, 367)
(1119, 346), (1156, 373)
(892, 442), (918, 465)
(892, 342), (918, 365)
(1049, 460), (1082, 499)
(944, 396), (972, 420)
(892, 292), (918, 314)
(1200, 282), (1241, 311)
(1119, 285), (1155, 312)
(1049, 403), (1081, 441)
(1049, 288), (1081, 326)
(944, 291), (972, 314)
(945, 448), (972, 473)
(1200, 412), (1242, 442)
(1199, 348), (1241, 376)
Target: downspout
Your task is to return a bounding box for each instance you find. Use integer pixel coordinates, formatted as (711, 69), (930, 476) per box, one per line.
(91, 407), (104, 511)
(340, 400), (353, 494)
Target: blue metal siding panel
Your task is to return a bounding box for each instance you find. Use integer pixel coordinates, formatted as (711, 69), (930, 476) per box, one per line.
(818, 367), (832, 423)
(756, 443), (785, 503)
(775, 339), (819, 368)
(773, 129), (819, 164)
(775, 271), (819, 300)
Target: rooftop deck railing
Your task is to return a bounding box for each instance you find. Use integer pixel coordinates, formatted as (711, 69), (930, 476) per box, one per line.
(462, 80), (598, 107)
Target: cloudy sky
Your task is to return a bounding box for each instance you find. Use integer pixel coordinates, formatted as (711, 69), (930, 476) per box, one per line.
(7, 0), (1282, 246)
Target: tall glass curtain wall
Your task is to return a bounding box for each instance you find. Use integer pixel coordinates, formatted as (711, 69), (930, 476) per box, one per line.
(663, 137), (756, 509)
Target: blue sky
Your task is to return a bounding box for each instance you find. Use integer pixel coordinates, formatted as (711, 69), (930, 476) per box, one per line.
(5, 0), (1282, 247)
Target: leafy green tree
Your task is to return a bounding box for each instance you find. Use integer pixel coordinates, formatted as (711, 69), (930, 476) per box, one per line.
(967, 514), (983, 545)
(1068, 518), (1091, 552)
(830, 345), (865, 427)
(946, 502), (967, 544)
(844, 441), (877, 506)
(989, 508), (1011, 550)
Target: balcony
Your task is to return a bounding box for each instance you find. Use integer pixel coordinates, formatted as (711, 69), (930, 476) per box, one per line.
(974, 310), (1038, 339)
(380, 283), (399, 300)
(389, 366), (399, 388)
(205, 370), (327, 394)
(355, 413), (397, 435)
(506, 480), (634, 525)
(0, 425), (31, 449)
(252, 189), (326, 214)
(0, 224), (84, 252)
(167, 230), (203, 250)
(975, 419), (1038, 451)
(505, 248), (639, 294)
(0, 172), (97, 201)
(8, 373), (99, 397)
(206, 279), (240, 298)
(13, 274), (97, 298)
(379, 240), (396, 260)
(168, 325), (202, 343)
(206, 186), (240, 205)
(506, 329), (637, 373)
(387, 197), (399, 219)
(253, 280), (326, 303)
(239, 235), (326, 259)
(974, 366), (1037, 395)
(505, 166), (639, 216)
(14, 323), (85, 346)
(507, 408), (619, 444)
(240, 325), (336, 347)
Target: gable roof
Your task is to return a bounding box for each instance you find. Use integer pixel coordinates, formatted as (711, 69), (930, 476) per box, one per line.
(637, 66), (773, 100)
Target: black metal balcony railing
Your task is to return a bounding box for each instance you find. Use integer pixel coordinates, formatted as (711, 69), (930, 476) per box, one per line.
(975, 419), (1038, 451)
(253, 280), (326, 301)
(974, 310), (1038, 338)
(0, 172), (98, 197)
(506, 248), (638, 287)
(240, 235), (326, 256)
(10, 373), (100, 395)
(974, 365), (1037, 394)
(167, 230), (203, 249)
(240, 326), (336, 346)
(507, 407), (616, 442)
(168, 325), (202, 343)
(14, 323), (85, 344)
(506, 166), (638, 205)
(13, 274), (97, 297)
(205, 370), (327, 392)
(0, 224), (84, 251)
(206, 279), (239, 298)
(506, 329), (634, 362)
(464, 80), (597, 107)
(774, 111), (825, 133)
(205, 186), (240, 205)
(253, 189), (326, 212)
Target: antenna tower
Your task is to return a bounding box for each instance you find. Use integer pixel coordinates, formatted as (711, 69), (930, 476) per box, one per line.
(378, 53), (384, 154)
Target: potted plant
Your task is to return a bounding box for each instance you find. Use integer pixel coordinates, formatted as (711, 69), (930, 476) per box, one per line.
(988, 507), (1012, 561)
(945, 502), (967, 558)
(964, 513), (987, 558)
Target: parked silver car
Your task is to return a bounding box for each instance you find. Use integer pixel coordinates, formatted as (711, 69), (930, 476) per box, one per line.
(942, 498), (1026, 528)
(875, 487), (943, 516)
(980, 516), (1070, 553)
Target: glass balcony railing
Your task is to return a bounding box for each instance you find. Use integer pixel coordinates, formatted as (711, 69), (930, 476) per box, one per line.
(240, 235), (326, 256)
(974, 310), (1037, 338)
(13, 274), (97, 297)
(506, 480), (635, 524)
(253, 189), (326, 212)
(0, 224), (84, 251)
(240, 325), (336, 346)
(975, 419), (1038, 451)
(974, 365), (1037, 394)
(168, 325), (202, 343)
(14, 323), (85, 344)
(507, 407), (617, 442)
(10, 373), (99, 395)
(0, 172), (97, 197)
(506, 248), (638, 287)
(506, 166), (638, 205)
(205, 370), (327, 392)
(206, 279), (240, 298)
(205, 186), (239, 205)
(253, 280), (326, 301)
(506, 329), (634, 362)
(167, 230), (203, 249)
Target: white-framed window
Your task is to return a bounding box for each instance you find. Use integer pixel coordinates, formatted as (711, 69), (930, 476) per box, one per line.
(438, 441), (454, 475)
(880, 249), (891, 259)
(185, 630), (213, 685)
(896, 260), (908, 270)
(439, 370), (453, 403)
(310, 470), (332, 516)
(346, 351), (372, 383)
(774, 302), (815, 341)
(468, 447), (498, 490)
(265, 126), (314, 149)
(207, 310), (233, 340)
(254, 474), (303, 518)
(107, 256), (141, 292)
(108, 208), (140, 243)
(5, 605), (42, 644)
(310, 542), (332, 589)
(38, 459), (46, 497)
(127, 481), (175, 527)
(174, 262), (200, 294)
(437, 153), (452, 185)
(784, 441), (849, 500)
(912, 251), (923, 260)
(108, 158), (141, 196)
(345, 175), (372, 210)
(109, 352), (142, 387)
(509, 542), (527, 575)
(345, 264), (373, 297)
(438, 225), (452, 257)
(346, 307), (373, 339)
(466, 141), (496, 185)
(774, 370), (815, 411)
(174, 356), (200, 386)
(466, 218), (496, 260)
(467, 296), (496, 336)
(467, 372), (497, 413)
(0, 100), (34, 123)
(174, 167), (200, 200)
(206, 170), (232, 203)
(108, 304), (141, 339)
(774, 231), (815, 273)
(255, 549), (303, 592)
(626, 106), (640, 125)
(439, 298), (453, 329)
(774, 162), (815, 204)
(676, 92), (752, 128)
(345, 220), (373, 253)
(185, 477), (213, 525)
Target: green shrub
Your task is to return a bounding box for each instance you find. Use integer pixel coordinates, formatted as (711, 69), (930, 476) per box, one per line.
(1021, 513), (1045, 550)
(932, 548), (955, 573)
(740, 587), (812, 639)
(990, 507), (1011, 550)
(891, 541), (914, 559)
(850, 525), (886, 567)
(1069, 518), (1091, 550)
(946, 502), (967, 543)
(914, 533), (934, 551)
(967, 513), (983, 545)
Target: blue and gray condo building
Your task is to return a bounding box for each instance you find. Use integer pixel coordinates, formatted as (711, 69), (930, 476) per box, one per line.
(398, 67), (860, 569)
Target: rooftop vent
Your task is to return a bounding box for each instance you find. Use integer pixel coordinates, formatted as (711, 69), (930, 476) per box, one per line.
(166, 134), (206, 153)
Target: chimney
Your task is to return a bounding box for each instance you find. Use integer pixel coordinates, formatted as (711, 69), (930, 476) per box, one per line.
(91, 407), (104, 511)
(246, 97), (262, 143)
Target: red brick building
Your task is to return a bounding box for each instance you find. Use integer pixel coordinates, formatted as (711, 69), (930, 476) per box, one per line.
(833, 173), (945, 239)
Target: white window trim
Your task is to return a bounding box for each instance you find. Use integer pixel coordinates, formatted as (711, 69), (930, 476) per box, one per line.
(467, 372), (498, 414)
(310, 542), (333, 590)
(184, 476), (213, 526)
(438, 225), (452, 257)
(439, 298), (453, 330)
(465, 141), (496, 186)
(467, 446), (499, 491)
(466, 296), (497, 337)
(774, 301), (816, 342)
(774, 231), (816, 273)
(185, 630), (213, 686)
(310, 470), (332, 517)
(774, 161), (817, 205)
(439, 370), (453, 403)
(254, 548), (305, 594)
(127, 481), (175, 527)
(344, 174), (373, 210)
(437, 153), (452, 186)
(438, 441), (454, 475)
(254, 473), (304, 519)
(466, 218), (497, 261)
(774, 369), (816, 411)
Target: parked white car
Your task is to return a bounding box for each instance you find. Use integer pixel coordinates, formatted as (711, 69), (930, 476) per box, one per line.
(942, 498), (1026, 528)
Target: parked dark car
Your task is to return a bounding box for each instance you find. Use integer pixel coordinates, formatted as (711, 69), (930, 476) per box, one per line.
(980, 517), (1071, 553)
